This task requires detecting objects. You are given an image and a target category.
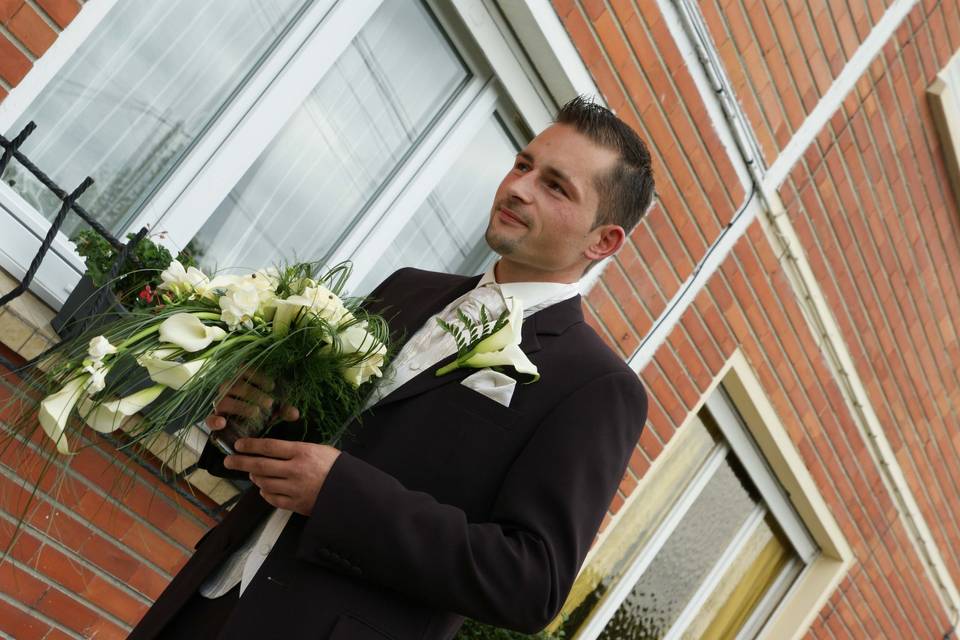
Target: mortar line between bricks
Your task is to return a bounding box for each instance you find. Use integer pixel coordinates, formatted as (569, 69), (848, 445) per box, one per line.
(23, 0), (62, 33)
(0, 461), (177, 581)
(0, 24), (38, 62)
(0, 552), (130, 634)
(0, 411), (214, 536)
(0, 506), (153, 607)
(0, 591), (83, 640)
(0, 431), (193, 563)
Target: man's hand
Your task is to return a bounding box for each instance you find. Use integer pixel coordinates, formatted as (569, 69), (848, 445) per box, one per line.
(206, 371), (300, 431)
(223, 438), (342, 515)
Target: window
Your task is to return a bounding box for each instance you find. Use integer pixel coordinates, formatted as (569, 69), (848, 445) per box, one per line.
(554, 385), (823, 639)
(928, 49), (960, 210)
(0, 0), (562, 304)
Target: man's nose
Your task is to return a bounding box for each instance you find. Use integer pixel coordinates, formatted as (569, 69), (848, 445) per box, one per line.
(507, 170), (535, 203)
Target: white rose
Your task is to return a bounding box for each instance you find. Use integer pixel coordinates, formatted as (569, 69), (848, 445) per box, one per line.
(87, 335), (117, 362)
(158, 313), (228, 351)
(335, 323), (387, 387)
(157, 260), (209, 295)
(301, 285), (349, 325)
(219, 282), (261, 330)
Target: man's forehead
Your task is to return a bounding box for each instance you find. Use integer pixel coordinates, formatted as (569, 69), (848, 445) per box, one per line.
(523, 124), (618, 180)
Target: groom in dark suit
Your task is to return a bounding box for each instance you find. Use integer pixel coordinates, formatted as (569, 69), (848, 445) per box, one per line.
(130, 96), (655, 639)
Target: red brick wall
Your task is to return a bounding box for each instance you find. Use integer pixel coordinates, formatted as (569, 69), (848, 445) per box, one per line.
(0, 345), (216, 638)
(557, 0), (960, 636)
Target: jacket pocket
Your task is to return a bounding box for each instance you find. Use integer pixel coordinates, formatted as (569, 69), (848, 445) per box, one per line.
(328, 613), (396, 639)
(444, 379), (521, 430)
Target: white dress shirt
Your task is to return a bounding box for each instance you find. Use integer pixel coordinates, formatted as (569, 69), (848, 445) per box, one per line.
(200, 264), (579, 598)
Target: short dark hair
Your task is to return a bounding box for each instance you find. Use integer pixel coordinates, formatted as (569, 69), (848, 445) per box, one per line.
(555, 96), (655, 233)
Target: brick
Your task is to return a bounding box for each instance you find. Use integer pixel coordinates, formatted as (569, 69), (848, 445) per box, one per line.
(0, 33), (31, 85)
(0, 0), (22, 23)
(0, 597), (50, 639)
(35, 0), (79, 29)
(8, 4), (56, 56)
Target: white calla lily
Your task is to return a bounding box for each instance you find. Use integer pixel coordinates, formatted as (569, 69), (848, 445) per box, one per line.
(82, 360), (110, 395)
(137, 349), (206, 390)
(38, 376), (88, 454)
(77, 385), (165, 433)
(435, 297), (539, 382)
(87, 335), (117, 361)
(159, 313), (227, 352)
(459, 344), (539, 382)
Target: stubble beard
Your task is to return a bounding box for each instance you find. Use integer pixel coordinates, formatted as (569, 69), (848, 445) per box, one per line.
(485, 222), (519, 256)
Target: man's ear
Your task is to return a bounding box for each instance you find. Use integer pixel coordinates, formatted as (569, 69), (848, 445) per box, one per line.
(584, 224), (626, 262)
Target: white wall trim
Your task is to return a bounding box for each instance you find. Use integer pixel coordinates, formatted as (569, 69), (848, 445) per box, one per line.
(495, 0), (603, 107)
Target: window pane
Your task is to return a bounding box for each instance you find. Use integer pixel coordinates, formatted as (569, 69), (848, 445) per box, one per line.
(191, 0), (469, 271)
(356, 114), (517, 293)
(598, 454), (760, 640)
(557, 416), (721, 636)
(685, 514), (797, 640)
(2, 0), (315, 236)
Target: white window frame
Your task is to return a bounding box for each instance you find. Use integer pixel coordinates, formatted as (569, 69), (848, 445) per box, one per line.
(575, 388), (817, 639)
(0, 0), (597, 308)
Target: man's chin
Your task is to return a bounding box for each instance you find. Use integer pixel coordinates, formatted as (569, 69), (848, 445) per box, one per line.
(484, 228), (518, 256)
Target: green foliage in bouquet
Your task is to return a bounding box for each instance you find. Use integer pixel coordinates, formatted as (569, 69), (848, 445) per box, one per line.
(71, 229), (197, 307)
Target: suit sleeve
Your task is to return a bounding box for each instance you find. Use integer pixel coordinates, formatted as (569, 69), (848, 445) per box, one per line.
(197, 268), (408, 479)
(297, 370), (647, 633)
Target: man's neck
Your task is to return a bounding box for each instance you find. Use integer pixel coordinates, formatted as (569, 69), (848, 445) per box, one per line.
(493, 259), (581, 285)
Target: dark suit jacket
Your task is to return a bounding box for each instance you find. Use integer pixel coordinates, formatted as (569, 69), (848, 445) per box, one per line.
(130, 267), (648, 640)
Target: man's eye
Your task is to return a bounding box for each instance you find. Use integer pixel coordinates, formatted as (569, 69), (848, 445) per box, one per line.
(547, 181), (566, 195)
(516, 161), (530, 171)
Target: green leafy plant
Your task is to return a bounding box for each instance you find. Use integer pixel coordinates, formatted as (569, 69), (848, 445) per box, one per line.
(436, 304), (510, 362)
(71, 230), (196, 307)
(454, 619), (565, 640)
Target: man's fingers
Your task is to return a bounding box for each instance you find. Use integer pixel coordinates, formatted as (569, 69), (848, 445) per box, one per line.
(223, 453), (290, 476)
(249, 474), (293, 495)
(234, 437), (298, 459)
(205, 414), (226, 431)
(214, 397), (262, 420)
(275, 404), (299, 423)
(228, 381), (274, 411)
(239, 370), (276, 393)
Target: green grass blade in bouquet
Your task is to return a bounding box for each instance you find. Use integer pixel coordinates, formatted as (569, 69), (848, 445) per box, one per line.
(0, 258), (393, 543)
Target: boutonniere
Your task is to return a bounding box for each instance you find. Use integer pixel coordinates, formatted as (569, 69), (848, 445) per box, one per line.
(435, 298), (540, 382)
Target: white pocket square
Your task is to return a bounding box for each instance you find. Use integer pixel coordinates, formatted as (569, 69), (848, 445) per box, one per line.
(460, 369), (517, 407)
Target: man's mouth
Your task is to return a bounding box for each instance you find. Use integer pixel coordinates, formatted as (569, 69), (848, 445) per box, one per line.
(497, 206), (527, 227)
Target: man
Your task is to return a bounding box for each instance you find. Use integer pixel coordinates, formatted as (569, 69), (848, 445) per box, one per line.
(130, 96), (655, 639)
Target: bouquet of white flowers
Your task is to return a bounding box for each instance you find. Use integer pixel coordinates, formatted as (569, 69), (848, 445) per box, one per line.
(7, 260), (390, 460)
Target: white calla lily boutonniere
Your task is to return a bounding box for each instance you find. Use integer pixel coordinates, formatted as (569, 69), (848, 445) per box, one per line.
(435, 298), (539, 383)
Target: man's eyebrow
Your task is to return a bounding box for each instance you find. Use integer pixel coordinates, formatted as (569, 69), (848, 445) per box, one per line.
(516, 151), (581, 200)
